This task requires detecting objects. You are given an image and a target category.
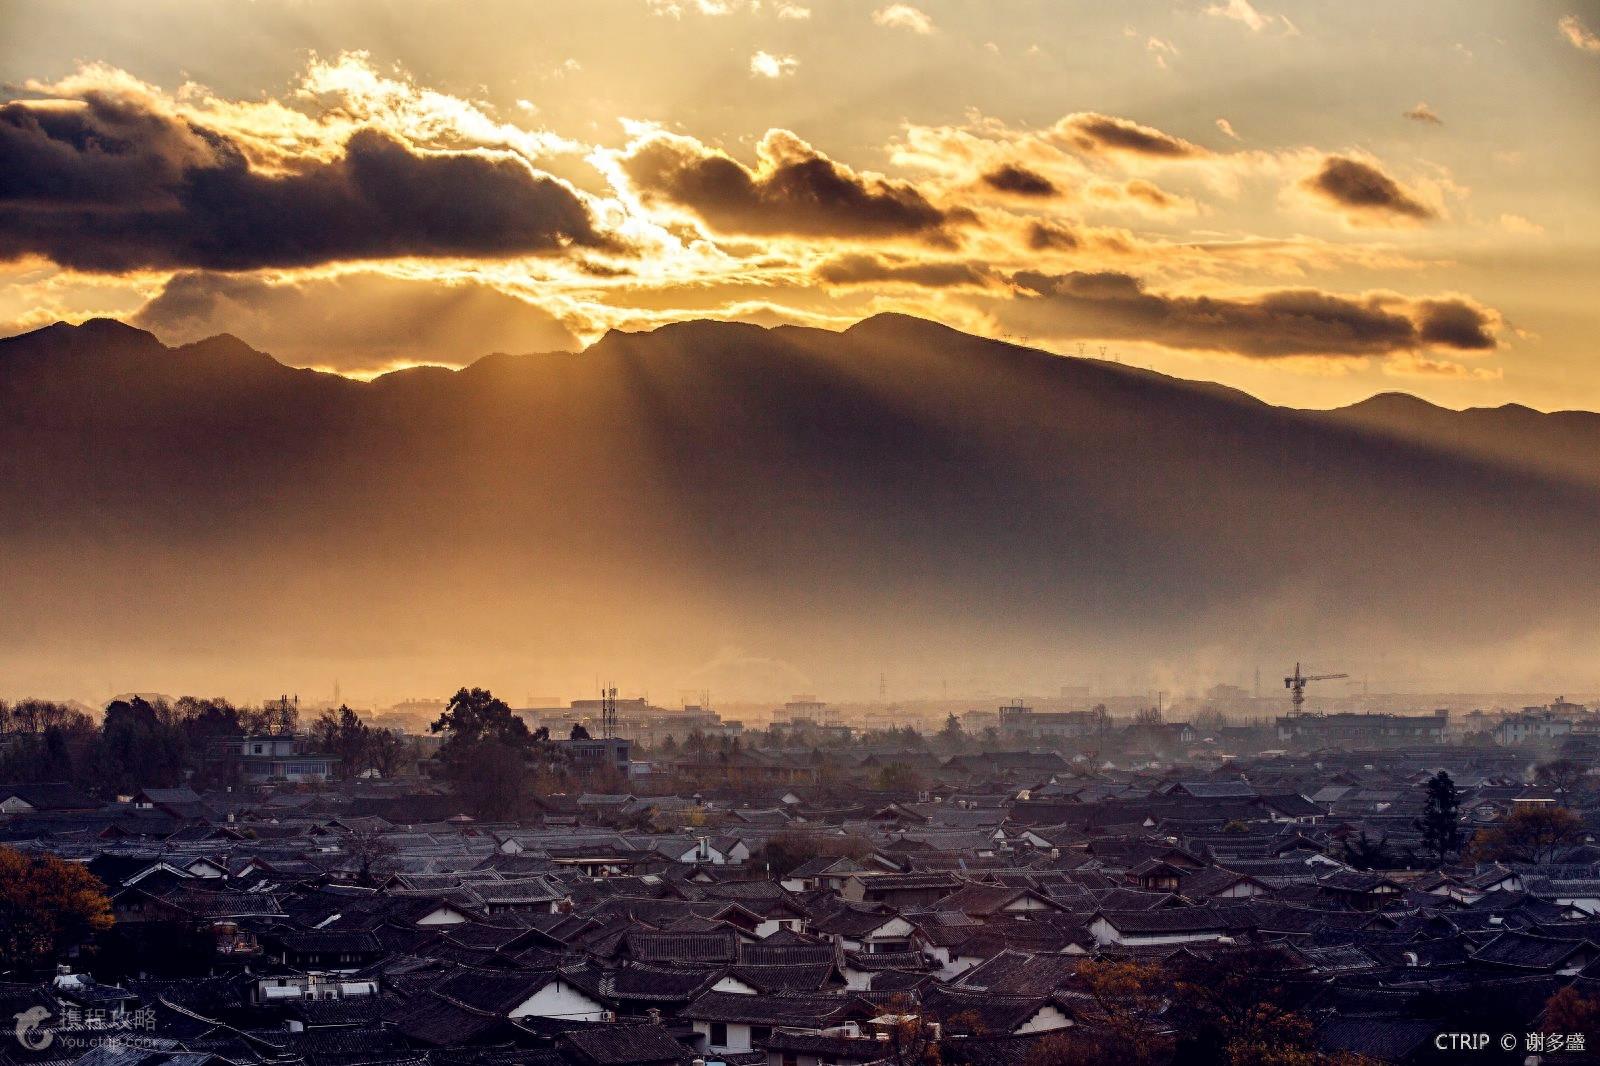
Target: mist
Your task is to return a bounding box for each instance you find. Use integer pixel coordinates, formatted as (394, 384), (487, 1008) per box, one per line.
(4, 314), (1600, 707)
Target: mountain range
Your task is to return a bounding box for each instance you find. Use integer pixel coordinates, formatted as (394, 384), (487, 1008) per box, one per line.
(3, 314), (1597, 699)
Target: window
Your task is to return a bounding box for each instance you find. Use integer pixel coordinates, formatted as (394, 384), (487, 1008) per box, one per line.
(709, 1023), (727, 1047)
(783, 1056), (798, 1066)
(751, 1026), (771, 1043)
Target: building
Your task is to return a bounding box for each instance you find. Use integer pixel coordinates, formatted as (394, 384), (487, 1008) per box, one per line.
(555, 736), (634, 776)
(997, 703), (1107, 741)
(517, 700), (742, 748)
(1276, 710), (1448, 749)
(237, 735), (338, 783)
(1493, 710), (1574, 746)
(775, 702), (854, 744)
(0, 782), (99, 814)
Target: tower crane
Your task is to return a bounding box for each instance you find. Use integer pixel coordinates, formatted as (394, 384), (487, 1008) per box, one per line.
(1284, 663), (1348, 716)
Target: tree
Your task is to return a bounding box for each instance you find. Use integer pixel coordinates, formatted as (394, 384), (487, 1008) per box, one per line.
(1045, 960), (1173, 1066)
(938, 714), (965, 751)
(877, 999), (942, 1066)
(312, 705), (372, 779)
(1542, 985), (1600, 1035)
(0, 847), (113, 973)
(1535, 759), (1589, 806)
(877, 762), (927, 793)
(1213, 1004), (1376, 1066)
(758, 829), (872, 876)
(344, 825), (399, 887)
(4, 699), (81, 734)
(1470, 805), (1586, 864)
(366, 728), (405, 779)
(89, 697), (186, 796)
(1340, 830), (1393, 871)
(454, 739), (531, 821)
(431, 688), (531, 750)
(1415, 770), (1463, 867)
(661, 734), (678, 753)
(430, 688), (535, 819)
(569, 723), (591, 740)
(431, 688), (529, 763)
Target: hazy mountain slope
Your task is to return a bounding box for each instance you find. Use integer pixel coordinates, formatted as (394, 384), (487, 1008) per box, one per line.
(2, 314), (1596, 697)
(1318, 392), (1600, 488)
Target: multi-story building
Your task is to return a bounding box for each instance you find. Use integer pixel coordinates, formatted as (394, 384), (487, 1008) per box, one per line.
(236, 735), (339, 783)
(997, 703), (1108, 741)
(1493, 710), (1574, 746)
(553, 736), (634, 776)
(516, 700), (741, 748)
(1276, 709), (1449, 749)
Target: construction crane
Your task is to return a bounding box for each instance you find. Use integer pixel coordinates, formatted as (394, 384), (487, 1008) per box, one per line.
(1284, 663), (1348, 716)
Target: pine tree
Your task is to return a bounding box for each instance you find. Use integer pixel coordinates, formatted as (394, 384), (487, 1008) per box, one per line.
(1416, 769), (1463, 867)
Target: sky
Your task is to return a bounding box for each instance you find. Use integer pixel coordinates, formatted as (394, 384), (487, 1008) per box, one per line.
(2, 0), (1598, 410)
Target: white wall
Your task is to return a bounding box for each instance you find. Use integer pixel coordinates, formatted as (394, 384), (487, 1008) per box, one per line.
(416, 907), (468, 926)
(695, 1020), (753, 1053)
(511, 980), (608, 1022)
(1017, 1005), (1071, 1034)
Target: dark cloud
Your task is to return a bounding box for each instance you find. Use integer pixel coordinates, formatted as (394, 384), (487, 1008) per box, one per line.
(0, 95), (611, 271)
(1303, 155), (1436, 222)
(1061, 113), (1205, 158)
(998, 270), (1496, 358)
(618, 130), (972, 244)
(812, 253), (995, 288)
(131, 271), (579, 370)
(1026, 220), (1081, 251)
(1416, 299), (1496, 350)
(981, 163), (1058, 197)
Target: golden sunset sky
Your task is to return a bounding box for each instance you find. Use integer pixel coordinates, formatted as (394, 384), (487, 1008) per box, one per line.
(3, 0), (1598, 410)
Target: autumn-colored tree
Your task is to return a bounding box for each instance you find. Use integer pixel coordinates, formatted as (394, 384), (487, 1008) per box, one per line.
(1218, 1003), (1376, 1066)
(1470, 805), (1586, 864)
(1542, 985), (1600, 1035)
(878, 998), (942, 1066)
(1059, 959), (1174, 1065)
(0, 847), (113, 973)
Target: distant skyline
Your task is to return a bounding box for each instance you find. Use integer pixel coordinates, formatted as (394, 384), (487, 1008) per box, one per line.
(3, 0), (1599, 411)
